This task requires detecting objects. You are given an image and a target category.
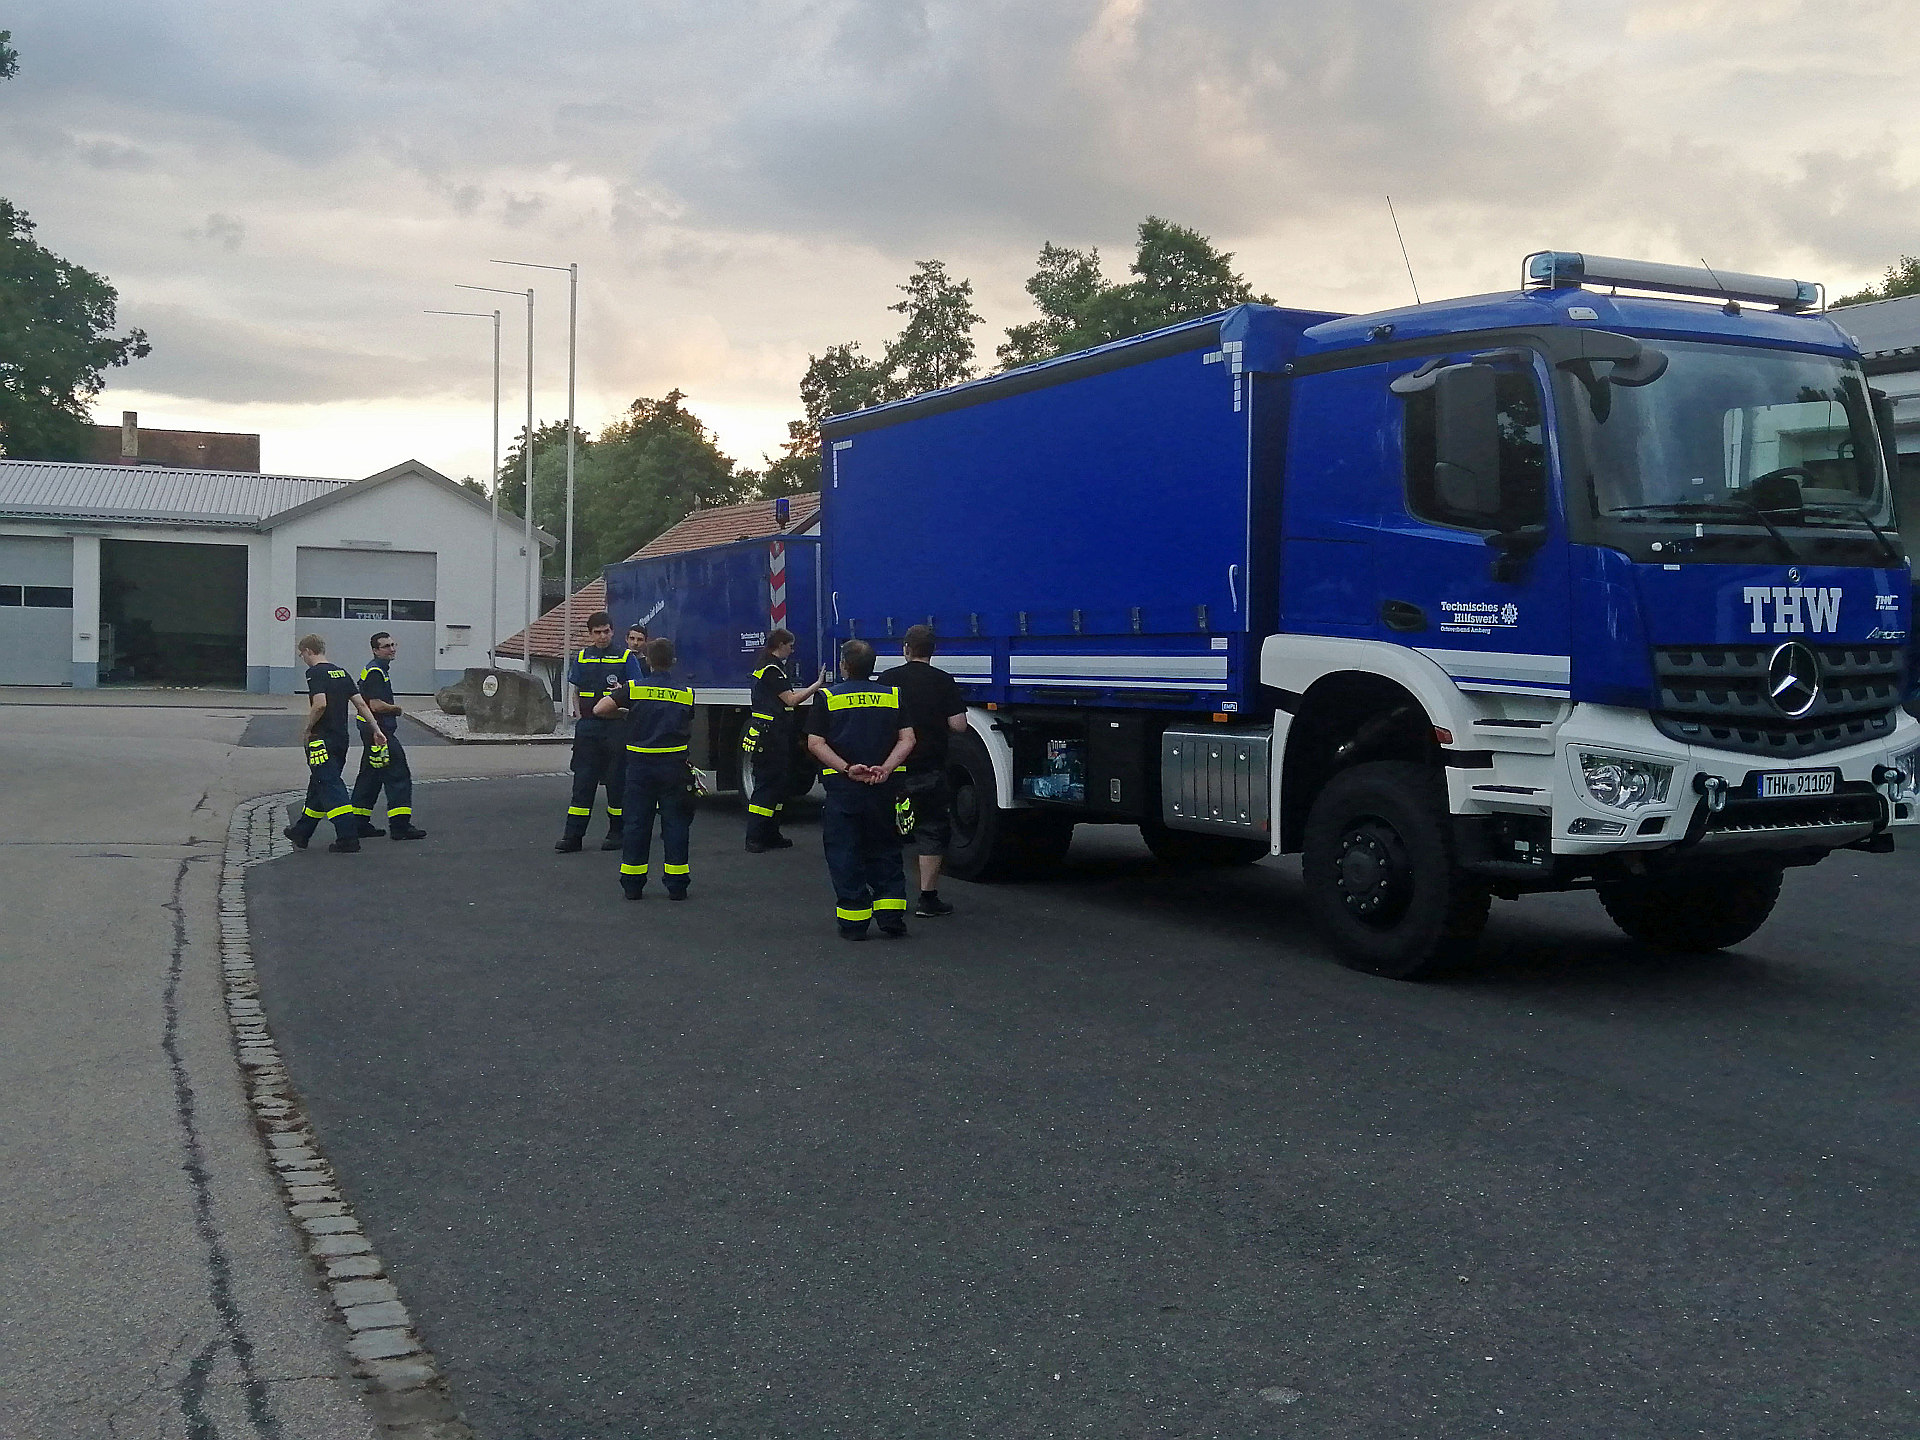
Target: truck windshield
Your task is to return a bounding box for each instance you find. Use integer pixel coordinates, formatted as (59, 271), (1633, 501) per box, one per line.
(1578, 338), (1892, 526)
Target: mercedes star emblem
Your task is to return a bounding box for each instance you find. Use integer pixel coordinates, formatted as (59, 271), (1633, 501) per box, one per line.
(1766, 640), (1821, 718)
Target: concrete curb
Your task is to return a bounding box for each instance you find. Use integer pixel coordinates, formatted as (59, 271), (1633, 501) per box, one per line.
(219, 773), (564, 1437)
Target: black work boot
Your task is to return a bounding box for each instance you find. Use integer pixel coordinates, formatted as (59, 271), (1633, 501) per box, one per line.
(554, 836), (583, 853)
(282, 826), (310, 851)
(327, 837), (361, 854)
(389, 824), (427, 841)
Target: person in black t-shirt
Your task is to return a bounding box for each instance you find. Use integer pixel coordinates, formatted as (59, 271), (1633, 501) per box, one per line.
(285, 635), (391, 854)
(877, 625), (968, 917)
(744, 627), (827, 852)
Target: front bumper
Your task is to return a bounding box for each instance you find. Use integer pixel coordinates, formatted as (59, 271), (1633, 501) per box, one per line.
(1458, 704), (1920, 859)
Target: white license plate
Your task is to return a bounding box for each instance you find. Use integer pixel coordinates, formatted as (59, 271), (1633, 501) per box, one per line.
(1758, 770), (1836, 799)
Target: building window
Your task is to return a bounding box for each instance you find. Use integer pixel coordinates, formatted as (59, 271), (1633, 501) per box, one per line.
(24, 586), (73, 608)
(0, 585), (20, 606)
(296, 596), (343, 618)
(343, 598), (389, 620)
(389, 598), (436, 622)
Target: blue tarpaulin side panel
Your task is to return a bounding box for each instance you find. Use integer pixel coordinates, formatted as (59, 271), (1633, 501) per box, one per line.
(819, 304), (1330, 712)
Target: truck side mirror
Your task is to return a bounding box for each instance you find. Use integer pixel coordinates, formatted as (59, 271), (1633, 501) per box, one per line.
(1872, 388), (1904, 507)
(1432, 363), (1502, 522)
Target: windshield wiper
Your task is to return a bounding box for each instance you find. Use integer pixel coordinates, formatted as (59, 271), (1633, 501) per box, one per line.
(1607, 501), (1799, 561)
(1803, 502), (1904, 565)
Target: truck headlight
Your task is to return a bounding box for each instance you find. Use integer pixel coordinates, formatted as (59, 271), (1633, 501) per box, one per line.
(1579, 752), (1674, 810)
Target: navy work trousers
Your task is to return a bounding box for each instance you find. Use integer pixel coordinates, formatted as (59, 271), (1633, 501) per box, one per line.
(620, 756), (694, 896)
(745, 736), (790, 845)
(821, 784), (907, 935)
(565, 729), (627, 840)
(349, 729), (413, 830)
(290, 740), (356, 843)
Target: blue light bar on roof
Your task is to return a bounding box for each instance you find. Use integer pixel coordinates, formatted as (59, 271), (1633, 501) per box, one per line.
(1524, 251), (1820, 312)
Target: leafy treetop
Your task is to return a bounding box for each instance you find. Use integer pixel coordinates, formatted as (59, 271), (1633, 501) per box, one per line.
(1833, 256), (1920, 308)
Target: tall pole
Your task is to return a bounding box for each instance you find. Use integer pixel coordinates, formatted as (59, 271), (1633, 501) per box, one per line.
(426, 307), (504, 665)
(494, 258), (578, 669)
(458, 283), (538, 676)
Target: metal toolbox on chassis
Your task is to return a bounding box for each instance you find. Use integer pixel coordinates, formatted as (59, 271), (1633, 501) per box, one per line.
(1161, 726), (1271, 836)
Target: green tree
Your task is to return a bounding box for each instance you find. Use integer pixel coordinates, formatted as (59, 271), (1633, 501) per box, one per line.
(882, 259), (982, 396)
(492, 418), (588, 520)
(752, 262), (981, 498)
(996, 217), (1271, 369)
(1834, 256), (1920, 307)
(571, 391), (751, 573)
(0, 30), (18, 80)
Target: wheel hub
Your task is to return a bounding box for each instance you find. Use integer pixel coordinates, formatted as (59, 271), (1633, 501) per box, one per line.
(1335, 820), (1412, 928)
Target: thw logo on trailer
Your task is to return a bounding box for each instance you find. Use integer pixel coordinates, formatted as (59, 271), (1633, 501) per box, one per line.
(1743, 586), (1842, 634)
(768, 541), (787, 628)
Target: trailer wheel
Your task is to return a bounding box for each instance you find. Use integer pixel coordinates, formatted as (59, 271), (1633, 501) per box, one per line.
(945, 732), (1073, 881)
(1139, 822), (1268, 867)
(1597, 866), (1782, 952)
(1302, 761), (1488, 979)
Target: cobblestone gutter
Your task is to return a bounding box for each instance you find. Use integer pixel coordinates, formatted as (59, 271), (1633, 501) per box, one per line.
(219, 776), (557, 1437)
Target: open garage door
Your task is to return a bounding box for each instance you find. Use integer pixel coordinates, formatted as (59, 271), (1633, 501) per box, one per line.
(295, 548), (437, 692)
(100, 539), (247, 687)
(0, 536), (74, 685)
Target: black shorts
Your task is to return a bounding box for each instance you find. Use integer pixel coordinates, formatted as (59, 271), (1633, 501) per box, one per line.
(901, 768), (952, 855)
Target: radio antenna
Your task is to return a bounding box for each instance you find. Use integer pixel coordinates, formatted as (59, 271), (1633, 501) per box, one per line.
(1386, 195), (1421, 304)
(1698, 256), (1741, 315)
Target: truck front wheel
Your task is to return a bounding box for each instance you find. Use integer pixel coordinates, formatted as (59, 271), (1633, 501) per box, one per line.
(1302, 761), (1489, 980)
(1597, 866), (1782, 952)
(945, 732), (1073, 881)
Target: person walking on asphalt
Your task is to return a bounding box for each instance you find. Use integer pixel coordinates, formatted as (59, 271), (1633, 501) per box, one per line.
(346, 631), (427, 841)
(744, 627), (828, 853)
(601, 636), (697, 901)
(878, 624), (968, 917)
(285, 635), (392, 855)
(806, 638), (917, 941)
(556, 610), (636, 853)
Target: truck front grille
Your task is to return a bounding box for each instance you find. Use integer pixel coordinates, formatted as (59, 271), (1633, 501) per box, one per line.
(1651, 645), (1902, 758)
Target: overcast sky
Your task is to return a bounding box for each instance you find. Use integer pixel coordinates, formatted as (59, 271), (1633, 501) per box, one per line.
(3, 0), (1915, 482)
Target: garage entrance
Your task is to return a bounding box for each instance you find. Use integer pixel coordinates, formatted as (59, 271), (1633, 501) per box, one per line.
(0, 535), (74, 685)
(100, 539), (248, 686)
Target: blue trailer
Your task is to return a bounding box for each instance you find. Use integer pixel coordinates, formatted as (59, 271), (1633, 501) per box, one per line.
(821, 252), (1919, 976)
(602, 534), (821, 792)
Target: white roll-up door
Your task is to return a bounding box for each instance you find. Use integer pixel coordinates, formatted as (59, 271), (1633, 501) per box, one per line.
(0, 535), (74, 685)
(294, 547), (438, 692)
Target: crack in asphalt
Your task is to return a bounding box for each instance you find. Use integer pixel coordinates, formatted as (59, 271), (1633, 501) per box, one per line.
(161, 852), (283, 1440)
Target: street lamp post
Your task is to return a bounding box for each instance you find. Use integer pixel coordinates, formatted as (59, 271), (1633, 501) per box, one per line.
(425, 307), (502, 665)
(458, 283), (537, 678)
(495, 259), (578, 669)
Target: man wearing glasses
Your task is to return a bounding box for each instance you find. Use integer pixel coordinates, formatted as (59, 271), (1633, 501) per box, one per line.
(348, 631), (427, 841)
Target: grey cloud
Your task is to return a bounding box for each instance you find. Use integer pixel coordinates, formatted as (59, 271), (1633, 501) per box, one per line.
(122, 304), (443, 406)
(185, 213), (245, 251)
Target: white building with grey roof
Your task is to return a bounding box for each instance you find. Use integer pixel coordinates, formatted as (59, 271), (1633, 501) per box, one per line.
(0, 457), (550, 693)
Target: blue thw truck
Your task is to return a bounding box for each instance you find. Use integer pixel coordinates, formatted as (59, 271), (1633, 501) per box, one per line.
(809, 251), (1917, 977)
(603, 533), (824, 799)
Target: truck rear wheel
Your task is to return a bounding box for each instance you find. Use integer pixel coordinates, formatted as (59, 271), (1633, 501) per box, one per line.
(1597, 866), (1782, 952)
(1140, 822), (1268, 867)
(1302, 761), (1489, 980)
(945, 732), (1073, 881)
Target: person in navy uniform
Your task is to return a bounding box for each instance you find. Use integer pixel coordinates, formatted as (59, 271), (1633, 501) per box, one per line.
(284, 634), (391, 855)
(877, 624), (967, 916)
(626, 622), (650, 670)
(743, 627), (827, 853)
(556, 610), (635, 853)
(805, 638), (917, 940)
(346, 631), (427, 841)
(599, 636), (697, 901)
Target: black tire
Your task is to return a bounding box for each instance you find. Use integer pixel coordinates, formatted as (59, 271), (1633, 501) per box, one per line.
(1302, 760), (1489, 980)
(1140, 822), (1269, 867)
(945, 731), (1074, 881)
(1597, 866), (1782, 952)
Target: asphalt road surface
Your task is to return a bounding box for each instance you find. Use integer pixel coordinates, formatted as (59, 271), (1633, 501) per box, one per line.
(249, 777), (1919, 1438)
(237, 713), (449, 747)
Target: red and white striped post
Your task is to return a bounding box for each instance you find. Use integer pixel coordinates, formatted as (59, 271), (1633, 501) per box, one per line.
(768, 540), (787, 630)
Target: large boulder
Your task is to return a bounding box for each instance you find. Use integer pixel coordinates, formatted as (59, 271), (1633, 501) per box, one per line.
(435, 680), (468, 715)
(463, 667), (556, 735)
